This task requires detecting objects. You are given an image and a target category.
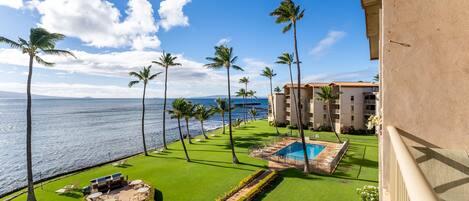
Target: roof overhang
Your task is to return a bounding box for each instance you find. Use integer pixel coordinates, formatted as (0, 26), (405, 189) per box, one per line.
(361, 0), (381, 60)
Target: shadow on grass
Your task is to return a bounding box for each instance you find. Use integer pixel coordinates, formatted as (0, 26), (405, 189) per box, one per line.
(58, 192), (82, 199)
(154, 188), (163, 201)
(252, 175), (284, 201)
(114, 164), (133, 168)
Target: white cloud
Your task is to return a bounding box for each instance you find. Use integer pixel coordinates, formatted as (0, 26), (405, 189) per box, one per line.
(216, 38), (231, 46)
(0, 48), (238, 98)
(310, 30), (346, 58)
(303, 67), (377, 83)
(158, 0), (190, 31)
(0, 0), (23, 9)
(29, 0), (160, 50)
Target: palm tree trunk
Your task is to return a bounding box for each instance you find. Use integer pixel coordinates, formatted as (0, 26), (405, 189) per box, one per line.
(178, 117), (190, 162)
(243, 95), (246, 124)
(26, 55), (37, 201)
(289, 63), (301, 133)
(327, 102), (342, 143)
(185, 118), (192, 144)
(269, 78), (280, 135)
(227, 67), (239, 164)
(244, 83), (248, 124)
(142, 84), (148, 156)
(201, 121), (208, 139)
(221, 112), (225, 134)
(293, 21), (310, 173)
(162, 67), (168, 149)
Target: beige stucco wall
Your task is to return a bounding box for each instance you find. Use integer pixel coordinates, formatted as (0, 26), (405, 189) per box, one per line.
(268, 93), (286, 124)
(286, 87), (310, 126)
(339, 86), (377, 130)
(378, 0), (469, 198)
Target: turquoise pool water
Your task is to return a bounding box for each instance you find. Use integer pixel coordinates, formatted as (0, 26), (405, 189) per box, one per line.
(274, 142), (325, 160)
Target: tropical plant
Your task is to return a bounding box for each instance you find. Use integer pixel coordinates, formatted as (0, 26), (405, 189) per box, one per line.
(233, 118), (243, 128)
(239, 77), (249, 123)
(356, 185), (379, 201)
(373, 73), (379, 82)
(271, 0), (309, 172)
(205, 45), (244, 164)
(260, 67), (280, 135)
(182, 100), (195, 144)
(235, 88), (248, 122)
(0, 27), (75, 201)
(167, 98), (191, 161)
(249, 108), (258, 121)
(274, 86), (282, 93)
(246, 90), (257, 121)
(316, 86), (342, 143)
(128, 66), (162, 156)
(152, 52), (181, 149)
(276, 52), (300, 127)
(214, 97), (229, 134)
(194, 104), (214, 139)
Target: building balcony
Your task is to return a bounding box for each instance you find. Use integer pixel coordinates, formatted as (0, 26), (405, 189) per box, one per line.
(286, 107), (291, 112)
(333, 109), (340, 114)
(364, 109), (375, 115)
(364, 99), (376, 105)
(286, 99), (291, 104)
(386, 126), (440, 201)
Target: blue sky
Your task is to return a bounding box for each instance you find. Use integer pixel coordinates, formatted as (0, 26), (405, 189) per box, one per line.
(0, 0), (377, 98)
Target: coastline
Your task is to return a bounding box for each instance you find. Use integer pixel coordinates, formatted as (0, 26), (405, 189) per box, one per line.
(0, 123), (229, 199)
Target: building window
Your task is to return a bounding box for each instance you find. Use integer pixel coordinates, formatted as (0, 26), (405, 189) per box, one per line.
(351, 96), (354, 101)
(323, 114), (327, 120)
(351, 105), (354, 112)
(351, 115), (354, 121)
(323, 105), (327, 110)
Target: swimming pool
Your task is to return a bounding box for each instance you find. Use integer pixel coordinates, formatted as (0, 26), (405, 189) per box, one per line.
(274, 142), (325, 160)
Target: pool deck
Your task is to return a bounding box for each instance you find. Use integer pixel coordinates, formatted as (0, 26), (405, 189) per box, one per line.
(250, 137), (347, 174)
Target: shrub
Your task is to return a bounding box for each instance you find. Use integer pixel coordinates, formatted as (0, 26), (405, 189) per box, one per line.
(238, 171), (279, 201)
(318, 125), (332, 132)
(287, 124), (298, 129)
(341, 126), (355, 134)
(216, 169), (265, 201)
(356, 185), (379, 201)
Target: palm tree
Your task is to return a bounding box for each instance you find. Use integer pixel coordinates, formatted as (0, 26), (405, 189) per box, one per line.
(0, 28), (75, 201)
(261, 67), (280, 135)
(246, 90), (257, 121)
(167, 98), (191, 161)
(128, 66), (162, 156)
(182, 101), (195, 144)
(152, 52), (181, 150)
(233, 118), (243, 128)
(316, 86), (342, 143)
(276, 52), (301, 128)
(271, 0), (309, 173)
(274, 86), (282, 93)
(214, 97), (228, 134)
(235, 88), (248, 122)
(239, 77), (249, 124)
(373, 73), (379, 82)
(205, 45), (243, 164)
(194, 104), (214, 139)
(249, 108), (258, 121)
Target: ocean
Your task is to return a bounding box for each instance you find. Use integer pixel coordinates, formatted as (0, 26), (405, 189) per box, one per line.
(0, 98), (267, 195)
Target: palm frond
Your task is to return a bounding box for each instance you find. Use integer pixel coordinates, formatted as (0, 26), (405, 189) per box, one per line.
(35, 55), (55, 67)
(232, 65), (244, 71)
(129, 71), (144, 80)
(148, 72), (163, 80)
(282, 23), (292, 33)
(42, 49), (76, 58)
(0, 36), (23, 49)
(128, 80), (140, 88)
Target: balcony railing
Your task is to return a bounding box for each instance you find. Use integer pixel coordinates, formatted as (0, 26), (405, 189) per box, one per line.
(365, 99), (376, 105)
(387, 126), (438, 201)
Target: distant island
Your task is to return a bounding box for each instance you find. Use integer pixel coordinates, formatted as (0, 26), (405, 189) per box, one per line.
(0, 91), (74, 99)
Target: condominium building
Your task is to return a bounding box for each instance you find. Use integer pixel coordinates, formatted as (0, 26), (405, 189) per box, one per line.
(268, 82), (378, 133)
(362, 0), (469, 201)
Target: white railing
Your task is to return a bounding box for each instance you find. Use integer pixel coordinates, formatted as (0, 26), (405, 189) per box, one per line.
(387, 126), (438, 201)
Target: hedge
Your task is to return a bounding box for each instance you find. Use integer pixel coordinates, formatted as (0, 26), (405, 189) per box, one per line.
(237, 171), (279, 201)
(215, 169), (266, 201)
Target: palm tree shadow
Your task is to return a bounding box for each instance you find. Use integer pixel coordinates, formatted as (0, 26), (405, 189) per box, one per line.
(154, 188), (163, 201)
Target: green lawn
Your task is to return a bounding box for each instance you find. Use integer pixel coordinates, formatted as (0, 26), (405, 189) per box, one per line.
(2, 120), (378, 201)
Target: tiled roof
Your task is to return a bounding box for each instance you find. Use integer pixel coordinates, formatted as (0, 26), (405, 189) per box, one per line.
(330, 82), (379, 87)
